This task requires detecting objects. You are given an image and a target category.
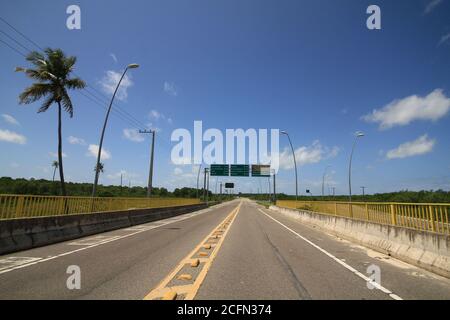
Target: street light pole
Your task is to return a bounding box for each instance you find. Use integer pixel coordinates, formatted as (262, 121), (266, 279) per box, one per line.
(322, 165), (331, 197)
(92, 63), (139, 197)
(281, 131), (298, 202)
(348, 131), (364, 202)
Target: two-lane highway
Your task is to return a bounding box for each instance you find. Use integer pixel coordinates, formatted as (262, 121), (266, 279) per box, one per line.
(1, 199), (450, 300)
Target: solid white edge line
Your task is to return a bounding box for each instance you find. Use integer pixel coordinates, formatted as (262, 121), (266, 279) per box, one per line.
(0, 204), (228, 275)
(258, 208), (403, 301)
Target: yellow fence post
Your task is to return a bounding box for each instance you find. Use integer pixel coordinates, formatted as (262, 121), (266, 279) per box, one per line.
(349, 203), (353, 218)
(390, 204), (397, 226)
(429, 205), (435, 232)
(15, 196), (24, 218)
(365, 203), (369, 221)
(334, 202), (337, 215)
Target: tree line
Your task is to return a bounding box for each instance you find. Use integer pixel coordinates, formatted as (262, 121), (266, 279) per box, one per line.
(245, 190), (450, 203)
(0, 177), (214, 199)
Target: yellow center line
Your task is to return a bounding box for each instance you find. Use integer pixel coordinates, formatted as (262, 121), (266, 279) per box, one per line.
(143, 201), (242, 300)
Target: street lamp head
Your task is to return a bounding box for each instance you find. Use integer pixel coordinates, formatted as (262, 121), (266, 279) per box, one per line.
(355, 131), (365, 137)
(127, 63), (140, 69)
(280, 131), (288, 135)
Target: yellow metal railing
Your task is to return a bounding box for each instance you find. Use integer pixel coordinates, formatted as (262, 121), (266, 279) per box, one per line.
(276, 200), (450, 235)
(0, 194), (201, 220)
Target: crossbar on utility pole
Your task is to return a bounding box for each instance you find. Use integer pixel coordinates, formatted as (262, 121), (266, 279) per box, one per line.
(361, 186), (366, 197)
(140, 129), (155, 197)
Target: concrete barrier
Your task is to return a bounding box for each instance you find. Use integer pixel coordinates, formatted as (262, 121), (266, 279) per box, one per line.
(0, 203), (208, 256)
(269, 205), (450, 279)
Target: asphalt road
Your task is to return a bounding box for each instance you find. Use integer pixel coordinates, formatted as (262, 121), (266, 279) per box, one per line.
(1, 199), (450, 300)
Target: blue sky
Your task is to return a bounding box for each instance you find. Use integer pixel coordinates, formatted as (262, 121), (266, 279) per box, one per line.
(0, 0), (449, 195)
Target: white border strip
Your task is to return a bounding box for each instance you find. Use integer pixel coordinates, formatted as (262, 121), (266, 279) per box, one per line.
(0, 204), (228, 275)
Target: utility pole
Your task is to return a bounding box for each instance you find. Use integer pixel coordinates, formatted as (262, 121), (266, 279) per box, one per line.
(203, 168), (209, 203)
(120, 173), (123, 196)
(206, 169), (210, 204)
(361, 186), (366, 197)
(268, 176), (271, 202)
(220, 182), (223, 201)
(273, 171), (276, 204)
(196, 164), (202, 199)
(140, 129), (155, 197)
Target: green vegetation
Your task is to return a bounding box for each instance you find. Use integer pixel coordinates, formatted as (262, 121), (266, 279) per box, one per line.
(0, 177), (214, 199)
(245, 190), (450, 203)
(16, 48), (86, 196)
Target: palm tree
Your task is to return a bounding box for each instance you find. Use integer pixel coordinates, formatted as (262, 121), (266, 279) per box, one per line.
(16, 48), (86, 196)
(51, 160), (59, 182)
(94, 162), (104, 174)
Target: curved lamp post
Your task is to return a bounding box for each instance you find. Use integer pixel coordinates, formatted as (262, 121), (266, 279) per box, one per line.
(348, 131), (364, 202)
(281, 131), (298, 202)
(92, 63), (139, 197)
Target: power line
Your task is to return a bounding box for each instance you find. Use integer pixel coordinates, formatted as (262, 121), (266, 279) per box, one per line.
(0, 16), (149, 130)
(0, 16), (44, 51)
(0, 34), (147, 129)
(0, 37), (27, 57)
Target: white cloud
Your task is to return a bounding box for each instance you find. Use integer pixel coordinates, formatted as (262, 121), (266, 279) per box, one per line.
(106, 170), (140, 181)
(174, 167), (183, 175)
(87, 144), (111, 160)
(10, 162), (20, 168)
(110, 53), (118, 63)
(386, 134), (435, 159)
(68, 135), (86, 145)
(99, 70), (133, 101)
(438, 33), (450, 46)
(49, 152), (68, 158)
(2, 114), (20, 126)
(363, 89), (450, 130)
(163, 81), (178, 96)
(424, 0), (443, 14)
(123, 128), (144, 142)
(279, 141), (339, 170)
(148, 110), (171, 126)
(0, 129), (26, 144)
(149, 109), (164, 120)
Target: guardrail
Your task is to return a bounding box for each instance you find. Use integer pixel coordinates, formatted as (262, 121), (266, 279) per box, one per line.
(276, 200), (450, 235)
(0, 194), (201, 220)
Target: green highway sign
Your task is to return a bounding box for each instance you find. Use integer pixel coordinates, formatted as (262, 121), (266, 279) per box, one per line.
(230, 164), (250, 177)
(225, 183), (234, 189)
(210, 164), (230, 176)
(251, 165), (271, 177)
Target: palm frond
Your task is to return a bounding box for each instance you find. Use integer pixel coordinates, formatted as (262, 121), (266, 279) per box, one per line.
(65, 77), (86, 90)
(38, 95), (56, 113)
(26, 51), (45, 66)
(18, 47), (85, 116)
(25, 69), (53, 82)
(61, 89), (74, 117)
(19, 83), (53, 105)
